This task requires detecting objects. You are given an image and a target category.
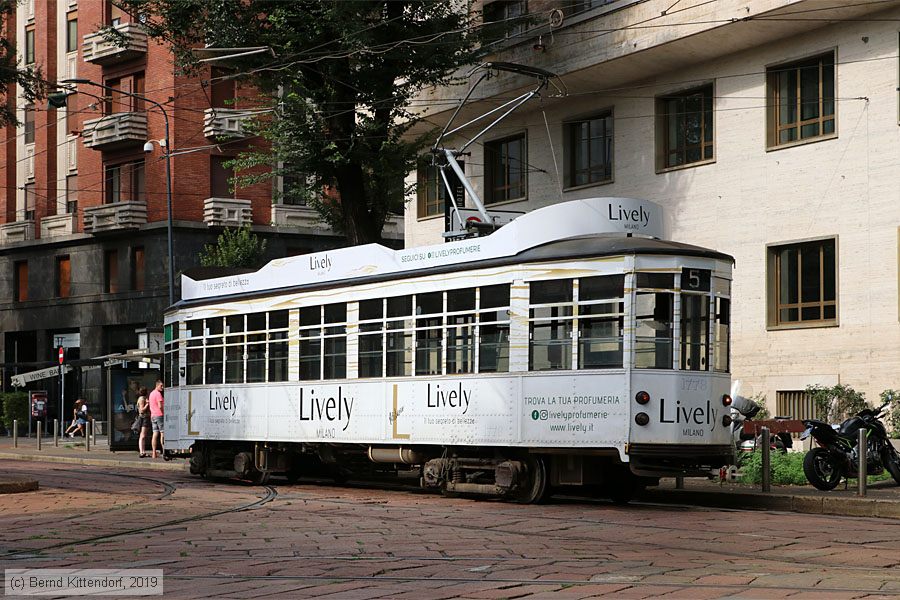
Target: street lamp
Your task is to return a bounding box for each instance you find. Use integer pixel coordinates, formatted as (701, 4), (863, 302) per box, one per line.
(59, 78), (176, 305)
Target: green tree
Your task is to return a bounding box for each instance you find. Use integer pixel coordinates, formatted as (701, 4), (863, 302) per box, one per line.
(200, 225), (267, 269)
(806, 383), (868, 423)
(115, 0), (508, 244)
(0, 0), (45, 126)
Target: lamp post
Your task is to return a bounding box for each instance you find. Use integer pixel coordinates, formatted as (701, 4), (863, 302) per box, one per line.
(60, 78), (176, 305)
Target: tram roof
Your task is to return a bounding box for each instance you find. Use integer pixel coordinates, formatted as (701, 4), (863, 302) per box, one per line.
(173, 230), (733, 312)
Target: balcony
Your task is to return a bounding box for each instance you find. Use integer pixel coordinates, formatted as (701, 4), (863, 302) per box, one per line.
(0, 220), (36, 244)
(41, 213), (77, 238)
(203, 108), (252, 139)
(83, 201), (147, 234)
(82, 22), (148, 65)
(203, 198), (252, 228)
(270, 205), (403, 239)
(81, 113), (148, 151)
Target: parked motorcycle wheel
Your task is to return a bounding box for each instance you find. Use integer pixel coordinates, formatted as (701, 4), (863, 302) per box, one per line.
(803, 447), (842, 491)
(882, 448), (900, 485)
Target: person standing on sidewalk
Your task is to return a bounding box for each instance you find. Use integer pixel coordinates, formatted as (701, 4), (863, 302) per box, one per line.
(136, 387), (151, 458)
(149, 380), (165, 459)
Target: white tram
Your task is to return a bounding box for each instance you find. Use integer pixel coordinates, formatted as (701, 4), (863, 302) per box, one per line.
(163, 197), (735, 502)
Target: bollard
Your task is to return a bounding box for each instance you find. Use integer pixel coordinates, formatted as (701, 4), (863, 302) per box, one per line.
(37, 421), (41, 451)
(761, 427), (771, 493)
(85, 421), (91, 452)
(858, 428), (867, 497)
(675, 476), (684, 489)
(12, 419), (17, 448)
(54, 419), (58, 447)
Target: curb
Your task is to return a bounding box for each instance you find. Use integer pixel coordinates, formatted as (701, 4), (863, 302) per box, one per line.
(0, 452), (187, 472)
(640, 488), (900, 520)
(0, 478), (39, 494)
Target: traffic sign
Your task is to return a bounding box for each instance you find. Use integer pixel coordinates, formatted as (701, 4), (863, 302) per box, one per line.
(58, 346), (64, 365)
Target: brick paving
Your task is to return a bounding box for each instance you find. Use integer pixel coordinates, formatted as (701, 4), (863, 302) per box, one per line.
(1, 461), (900, 598)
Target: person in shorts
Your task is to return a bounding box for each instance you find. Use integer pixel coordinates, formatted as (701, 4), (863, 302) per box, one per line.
(149, 380), (165, 459)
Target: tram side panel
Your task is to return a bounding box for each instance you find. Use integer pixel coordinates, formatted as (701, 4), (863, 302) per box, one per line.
(166, 373), (630, 457)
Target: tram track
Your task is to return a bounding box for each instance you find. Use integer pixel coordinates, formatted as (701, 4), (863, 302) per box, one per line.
(0, 466), (279, 560)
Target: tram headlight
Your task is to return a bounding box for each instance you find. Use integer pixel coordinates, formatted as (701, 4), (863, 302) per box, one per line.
(722, 394), (733, 407)
(634, 412), (650, 426)
(722, 414), (732, 427)
(635, 391), (651, 405)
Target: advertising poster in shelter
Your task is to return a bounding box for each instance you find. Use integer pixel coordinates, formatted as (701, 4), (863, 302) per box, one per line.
(109, 369), (159, 451)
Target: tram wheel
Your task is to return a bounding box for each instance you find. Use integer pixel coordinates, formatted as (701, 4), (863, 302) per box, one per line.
(251, 470), (271, 485)
(606, 465), (639, 504)
(513, 455), (550, 504)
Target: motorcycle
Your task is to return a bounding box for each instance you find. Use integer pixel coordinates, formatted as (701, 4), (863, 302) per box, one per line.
(800, 400), (900, 491)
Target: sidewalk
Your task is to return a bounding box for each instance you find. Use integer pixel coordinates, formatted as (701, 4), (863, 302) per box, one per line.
(0, 434), (185, 472)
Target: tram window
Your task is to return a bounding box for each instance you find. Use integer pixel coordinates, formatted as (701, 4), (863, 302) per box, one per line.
(225, 315), (244, 384)
(386, 295), (413, 377)
(416, 291), (442, 316)
(477, 283), (510, 373)
(299, 306), (322, 381)
(529, 279), (574, 371)
(446, 288), (476, 374)
(579, 275), (625, 369)
(415, 292), (443, 375)
(186, 319), (204, 385)
(164, 323), (179, 388)
(636, 273), (675, 289)
(359, 299), (384, 378)
(269, 310), (290, 382)
(634, 292), (673, 369)
(324, 303), (347, 380)
(204, 317), (224, 384)
(247, 312), (267, 383)
(714, 297), (730, 373)
(680, 294), (710, 371)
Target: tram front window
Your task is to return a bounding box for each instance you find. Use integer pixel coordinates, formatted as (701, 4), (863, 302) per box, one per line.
(680, 294), (709, 371)
(634, 274), (674, 369)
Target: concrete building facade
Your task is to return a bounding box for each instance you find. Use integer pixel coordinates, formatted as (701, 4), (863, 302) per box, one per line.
(406, 0), (900, 416)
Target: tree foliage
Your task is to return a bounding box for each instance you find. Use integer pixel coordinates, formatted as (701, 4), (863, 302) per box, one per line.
(115, 0), (504, 244)
(0, 0), (45, 126)
(200, 225), (267, 268)
(806, 384), (869, 423)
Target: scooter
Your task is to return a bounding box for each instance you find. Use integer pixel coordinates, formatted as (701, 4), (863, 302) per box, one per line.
(801, 400), (900, 491)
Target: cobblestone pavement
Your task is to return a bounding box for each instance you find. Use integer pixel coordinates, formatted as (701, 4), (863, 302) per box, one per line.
(2, 461), (900, 599)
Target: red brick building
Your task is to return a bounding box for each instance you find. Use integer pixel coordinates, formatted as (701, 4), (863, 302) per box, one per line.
(0, 0), (403, 425)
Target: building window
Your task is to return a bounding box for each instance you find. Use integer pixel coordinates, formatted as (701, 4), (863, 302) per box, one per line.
(23, 183), (35, 221)
(108, 0), (124, 26)
(105, 161), (145, 204)
(66, 175), (78, 214)
(14, 261), (28, 302)
(417, 160), (464, 218)
(657, 84), (713, 169)
(131, 247), (144, 291)
(24, 27), (34, 65)
(65, 93), (78, 134)
(777, 390), (816, 423)
(23, 104), (35, 144)
(485, 133), (526, 204)
(483, 1), (528, 38)
(770, 238), (836, 326)
(768, 52), (835, 147)
(105, 73), (145, 114)
(105, 250), (118, 294)
(565, 112), (612, 187)
(66, 13), (78, 53)
(56, 256), (71, 298)
(210, 156), (234, 198)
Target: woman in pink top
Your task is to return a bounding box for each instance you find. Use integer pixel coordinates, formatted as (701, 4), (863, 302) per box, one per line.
(149, 380), (164, 459)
